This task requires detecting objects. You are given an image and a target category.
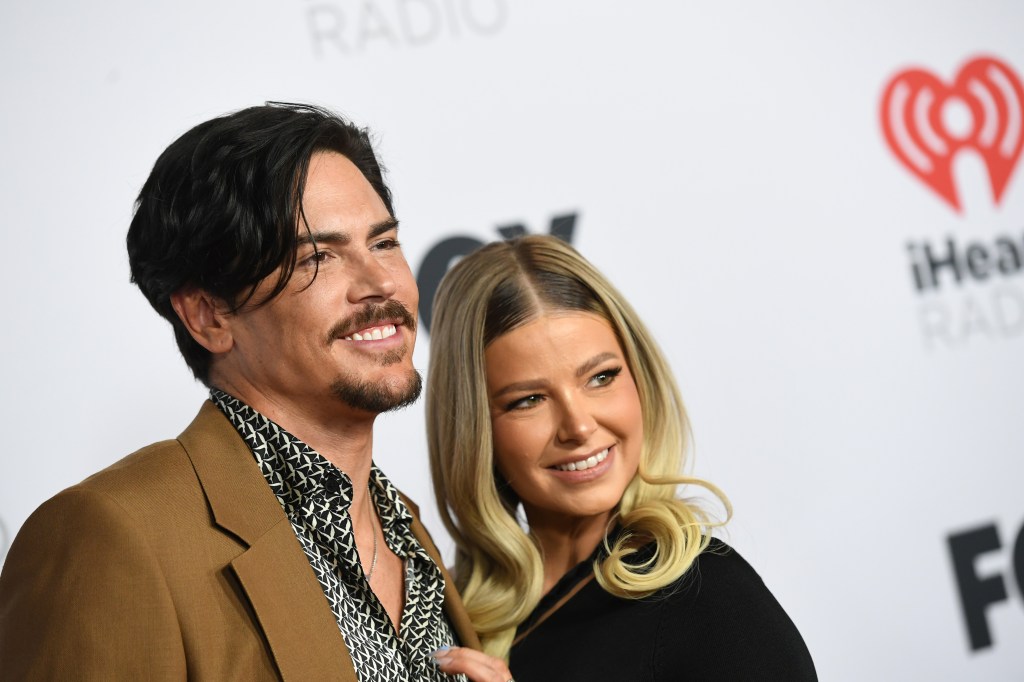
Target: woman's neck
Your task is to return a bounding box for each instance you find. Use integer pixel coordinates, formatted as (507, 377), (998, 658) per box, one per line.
(528, 510), (613, 594)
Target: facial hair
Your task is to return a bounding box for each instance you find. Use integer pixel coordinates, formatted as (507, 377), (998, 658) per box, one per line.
(326, 299), (423, 413)
(330, 368), (422, 414)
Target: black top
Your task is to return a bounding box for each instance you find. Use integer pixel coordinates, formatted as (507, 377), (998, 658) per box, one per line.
(510, 538), (817, 681)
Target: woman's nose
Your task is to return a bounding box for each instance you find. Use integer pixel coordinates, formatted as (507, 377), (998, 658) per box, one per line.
(555, 399), (597, 445)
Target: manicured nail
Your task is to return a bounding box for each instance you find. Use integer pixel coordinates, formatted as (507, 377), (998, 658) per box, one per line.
(432, 646), (452, 666)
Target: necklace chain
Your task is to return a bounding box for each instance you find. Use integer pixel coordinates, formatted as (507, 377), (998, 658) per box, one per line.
(364, 485), (379, 583)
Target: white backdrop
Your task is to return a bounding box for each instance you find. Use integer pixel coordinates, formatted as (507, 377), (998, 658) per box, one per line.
(2, 2), (1022, 679)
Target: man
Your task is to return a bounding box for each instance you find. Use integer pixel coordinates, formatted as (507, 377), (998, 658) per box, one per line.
(0, 103), (479, 680)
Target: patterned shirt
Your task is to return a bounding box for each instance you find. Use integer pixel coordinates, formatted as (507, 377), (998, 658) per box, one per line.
(211, 390), (464, 682)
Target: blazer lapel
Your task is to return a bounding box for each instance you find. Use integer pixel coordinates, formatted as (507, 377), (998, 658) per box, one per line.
(179, 402), (357, 682)
(231, 519), (358, 681)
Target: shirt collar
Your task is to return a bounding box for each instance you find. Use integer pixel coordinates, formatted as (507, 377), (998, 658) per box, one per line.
(208, 389), (414, 537)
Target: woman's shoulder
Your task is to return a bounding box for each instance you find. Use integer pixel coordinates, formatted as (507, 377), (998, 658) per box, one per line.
(654, 536), (796, 622)
(650, 537), (818, 680)
(676, 537), (766, 591)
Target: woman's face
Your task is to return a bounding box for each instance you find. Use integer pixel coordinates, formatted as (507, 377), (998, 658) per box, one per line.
(485, 311), (644, 527)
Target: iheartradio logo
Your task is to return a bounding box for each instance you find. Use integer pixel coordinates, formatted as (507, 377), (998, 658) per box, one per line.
(881, 56), (1024, 212)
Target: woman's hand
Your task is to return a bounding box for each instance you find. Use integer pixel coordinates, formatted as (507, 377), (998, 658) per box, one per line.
(432, 645), (514, 681)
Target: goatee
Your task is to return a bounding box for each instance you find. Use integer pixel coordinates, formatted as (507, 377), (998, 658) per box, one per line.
(325, 299), (422, 413)
(330, 369), (423, 414)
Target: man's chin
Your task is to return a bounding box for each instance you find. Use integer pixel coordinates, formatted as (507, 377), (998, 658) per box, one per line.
(329, 368), (423, 414)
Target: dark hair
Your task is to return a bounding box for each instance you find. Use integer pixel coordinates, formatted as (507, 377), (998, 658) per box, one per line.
(126, 102), (393, 384)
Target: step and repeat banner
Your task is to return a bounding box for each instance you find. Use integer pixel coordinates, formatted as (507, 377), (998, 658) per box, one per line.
(1, 2), (1021, 679)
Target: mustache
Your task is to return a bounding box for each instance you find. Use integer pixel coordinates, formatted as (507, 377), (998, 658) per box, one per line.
(326, 300), (416, 342)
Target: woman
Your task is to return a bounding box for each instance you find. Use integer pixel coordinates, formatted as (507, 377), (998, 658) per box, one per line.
(428, 236), (816, 681)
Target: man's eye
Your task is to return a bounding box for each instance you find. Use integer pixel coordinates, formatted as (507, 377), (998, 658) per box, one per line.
(373, 238), (401, 251)
(303, 250), (330, 266)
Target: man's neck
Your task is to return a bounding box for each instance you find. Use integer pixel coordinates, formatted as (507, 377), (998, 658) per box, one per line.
(212, 381), (378, 482)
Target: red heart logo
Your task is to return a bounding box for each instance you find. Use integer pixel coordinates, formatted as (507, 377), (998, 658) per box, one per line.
(880, 56), (1024, 212)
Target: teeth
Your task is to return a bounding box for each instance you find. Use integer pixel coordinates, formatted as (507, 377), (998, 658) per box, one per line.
(555, 448), (609, 472)
(344, 324), (397, 341)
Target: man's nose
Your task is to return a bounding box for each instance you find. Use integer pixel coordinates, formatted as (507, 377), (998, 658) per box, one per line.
(347, 251), (398, 303)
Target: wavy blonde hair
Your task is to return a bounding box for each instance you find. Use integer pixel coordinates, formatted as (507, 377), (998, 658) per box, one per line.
(427, 236), (729, 659)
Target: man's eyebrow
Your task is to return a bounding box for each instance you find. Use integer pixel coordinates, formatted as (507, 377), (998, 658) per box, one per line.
(368, 217), (400, 239)
(296, 231), (349, 248)
(295, 218), (399, 248)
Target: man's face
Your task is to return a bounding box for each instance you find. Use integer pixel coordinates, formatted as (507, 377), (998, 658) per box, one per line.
(214, 151), (420, 422)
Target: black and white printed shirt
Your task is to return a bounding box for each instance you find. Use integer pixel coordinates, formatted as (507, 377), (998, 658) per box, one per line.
(211, 390), (465, 682)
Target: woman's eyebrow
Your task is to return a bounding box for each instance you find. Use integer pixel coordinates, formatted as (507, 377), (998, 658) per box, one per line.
(576, 352), (619, 378)
(491, 380), (544, 400)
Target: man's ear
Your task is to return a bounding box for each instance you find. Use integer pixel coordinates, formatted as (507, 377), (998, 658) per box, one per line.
(169, 288), (234, 354)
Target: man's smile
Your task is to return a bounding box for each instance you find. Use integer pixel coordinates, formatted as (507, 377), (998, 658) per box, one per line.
(326, 299), (416, 345)
(343, 323), (398, 341)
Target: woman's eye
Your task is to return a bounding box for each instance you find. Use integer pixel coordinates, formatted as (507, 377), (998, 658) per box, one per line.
(507, 394), (543, 411)
(588, 367), (622, 388)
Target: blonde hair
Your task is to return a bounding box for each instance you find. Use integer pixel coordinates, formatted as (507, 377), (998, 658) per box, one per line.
(427, 236), (729, 658)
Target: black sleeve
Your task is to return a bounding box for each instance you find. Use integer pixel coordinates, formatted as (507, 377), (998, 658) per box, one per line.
(653, 540), (817, 681)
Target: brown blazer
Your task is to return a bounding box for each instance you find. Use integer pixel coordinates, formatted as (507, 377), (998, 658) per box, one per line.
(0, 401), (479, 680)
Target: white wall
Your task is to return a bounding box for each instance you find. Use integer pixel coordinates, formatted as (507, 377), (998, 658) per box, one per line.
(1, 1), (1022, 679)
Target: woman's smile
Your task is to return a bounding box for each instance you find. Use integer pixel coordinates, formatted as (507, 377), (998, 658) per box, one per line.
(485, 312), (644, 526)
